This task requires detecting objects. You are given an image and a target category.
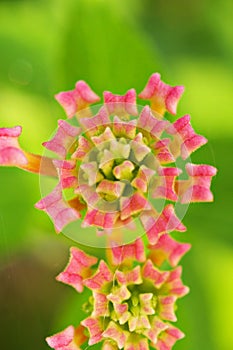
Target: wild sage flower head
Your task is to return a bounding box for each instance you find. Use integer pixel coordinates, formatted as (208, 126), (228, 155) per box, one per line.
(0, 73), (217, 248)
(46, 235), (190, 350)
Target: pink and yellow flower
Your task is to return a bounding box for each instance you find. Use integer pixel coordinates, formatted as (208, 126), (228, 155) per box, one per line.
(46, 325), (87, 350)
(47, 237), (189, 350)
(0, 74), (216, 245)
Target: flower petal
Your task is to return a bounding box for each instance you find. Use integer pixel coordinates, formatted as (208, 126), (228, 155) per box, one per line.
(109, 139), (131, 159)
(130, 132), (151, 162)
(151, 167), (182, 201)
(84, 260), (113, 291)
(110, 238), (146, 266)
(142, 316), (168, 344)
(104, 89), (138, 117)
(107, 285), (131, 304)
(137, 105), (168, 138)
(0, 126), (28, 166)
(55, 80), (100, 118)
(112, 302), (131, 325)
(148, 234), (191, 267)
(140, 205), (186, 245)
(71, 136), (92, 160)
(56, 247), (97, 292)
(162, 266), (189, 297)
(43, 120), (82, 158)
(82, 209), (118, 229)
(176, 163), (217, 203)
(91, 126), (115, 146)
(103, 321), (129, 349)
(53, 160), (78, 189)
(97, 179), (125, 201)
(153, 138), (175, 164)
(46, 325), (87, 350)
(80, 161), (104, 186)
(81, 317), (104, 345)
(128, 314), (151, 332)
(167, 115), (207, 159)
(35, 185), (80, 232)
(0, 127), (56, 175)
(125, 337), (149, 350)
(139, 73), (184, 116)
(92, 292), (110, 317)
(113, 160), (134, 181)
(80, 106), (110, 136)
(139, 293), (156, 315)
(158, 295), (177, 321)
(116, 266), (142, 285)
(112, 116), (137, 139)
(142, 260), (169, 289)
(131, 165), (155, 193)
(120, 193), (151, 221)
(153, 324), (185, 350)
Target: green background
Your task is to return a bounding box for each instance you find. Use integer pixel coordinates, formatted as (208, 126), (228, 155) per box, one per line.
(0, 0), (232, 349)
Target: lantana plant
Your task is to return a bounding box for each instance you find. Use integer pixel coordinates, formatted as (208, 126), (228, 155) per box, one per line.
(0, 73), (216, 349)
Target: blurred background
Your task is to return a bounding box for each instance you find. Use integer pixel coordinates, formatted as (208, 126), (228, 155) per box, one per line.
(0, 0), (232, 349)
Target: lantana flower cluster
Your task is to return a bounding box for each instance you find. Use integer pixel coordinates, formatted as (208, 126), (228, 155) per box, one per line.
(0, 73), (216, 349)
(47, 237), (190, 350)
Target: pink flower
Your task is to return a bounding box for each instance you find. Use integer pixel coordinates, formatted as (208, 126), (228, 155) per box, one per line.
(103, 89), (138, 117)
(56, 246), (98, 292)
(46, 325), (87, 350)
(47, 237), (189, 350)
(148, 234), (191, 268)
(0, 126), (27, 166)
(176, 163), (217, 203)
(19, 74), (217, 243)
(0, 126), (56, 175)
(138, 73), (184, 116)
(0, 74), (216, 243)
(55, 81), (100, 119)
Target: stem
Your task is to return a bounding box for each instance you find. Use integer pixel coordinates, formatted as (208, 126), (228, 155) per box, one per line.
(21, 152), (57, 177)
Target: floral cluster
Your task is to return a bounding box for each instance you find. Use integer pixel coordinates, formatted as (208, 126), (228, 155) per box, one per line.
(47, 236), (191, 350)
(0, 74), (216, 242)
(0, 73), (217, 349)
